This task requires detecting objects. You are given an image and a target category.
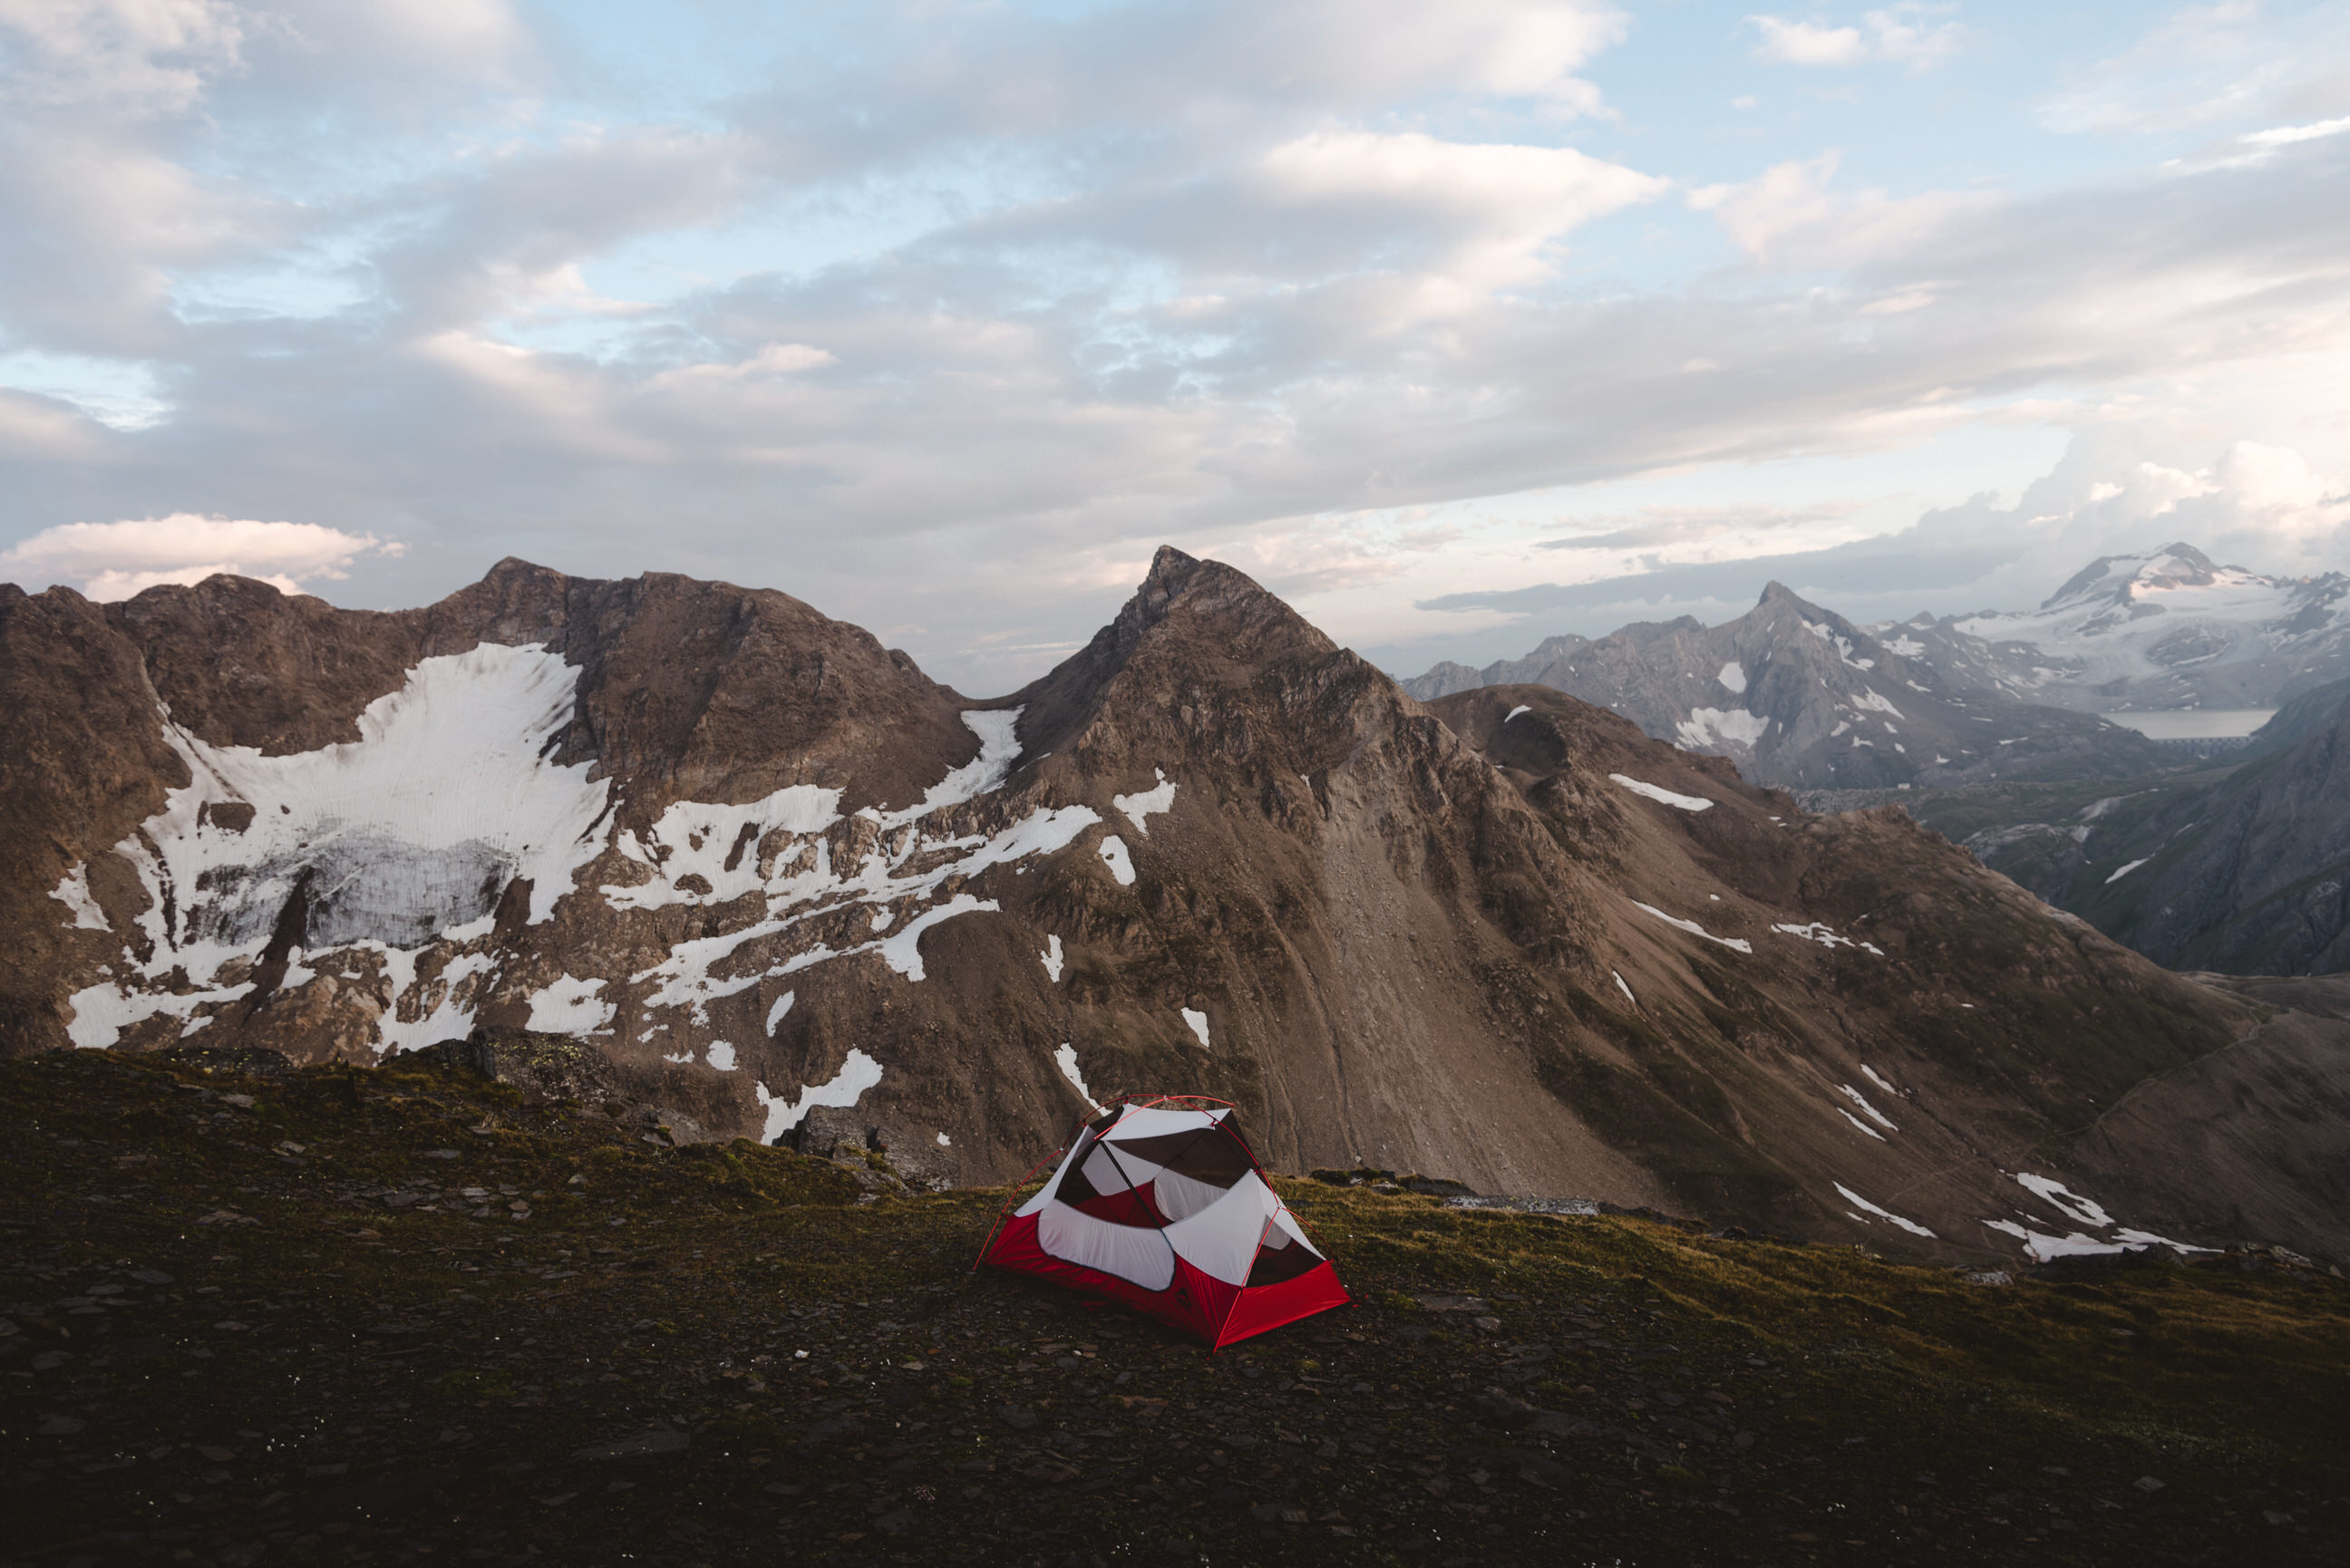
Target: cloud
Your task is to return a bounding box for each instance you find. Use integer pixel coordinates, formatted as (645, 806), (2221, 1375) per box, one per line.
(2040, 3), (2350, 138)
(1748, 6), (1966, 71)
(1245, 130), (1670, 300)
(1688, 151), (1993, 266)
(1539, 501), (1866, 550)
(1244, 0), (1627, 106)
(0, 0), (254, 117)
(0, 515), (402, 599)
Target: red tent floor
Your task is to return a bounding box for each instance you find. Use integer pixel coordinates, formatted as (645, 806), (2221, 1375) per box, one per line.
(982, 1211), (1350, 1348)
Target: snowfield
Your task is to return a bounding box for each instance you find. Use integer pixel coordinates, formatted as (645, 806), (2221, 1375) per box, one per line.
(63, 644), (608, 1051)
(1674, 708), (1769, 752)
(1951, 546), (2350, 702)
(53, 653), (1111, 1058)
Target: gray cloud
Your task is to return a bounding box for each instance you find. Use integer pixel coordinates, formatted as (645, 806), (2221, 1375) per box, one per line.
(1537, 501), (1864, 550)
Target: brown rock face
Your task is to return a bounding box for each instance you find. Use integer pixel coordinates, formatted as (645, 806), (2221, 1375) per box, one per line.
(5, 549), (2345, 1264)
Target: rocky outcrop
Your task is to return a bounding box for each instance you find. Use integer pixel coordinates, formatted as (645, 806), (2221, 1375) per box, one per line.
(6, 548), (2347, 1263)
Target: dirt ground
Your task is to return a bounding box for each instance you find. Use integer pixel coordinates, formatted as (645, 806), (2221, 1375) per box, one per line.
(5, 1050), (2345, 1566)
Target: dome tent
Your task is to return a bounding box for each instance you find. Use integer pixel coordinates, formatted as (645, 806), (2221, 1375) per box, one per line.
(977, 1097), (1349, 1347)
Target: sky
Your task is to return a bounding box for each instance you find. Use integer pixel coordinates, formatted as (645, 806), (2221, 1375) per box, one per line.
(1, 1), (2347, 692)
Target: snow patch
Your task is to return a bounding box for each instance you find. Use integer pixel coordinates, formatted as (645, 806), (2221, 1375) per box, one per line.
(372, 947), (495, 1057)
(1675, 708), (1770, 751)
(765, 992), (795, 1034)
(526, 974), (614, 1035)
(1611, 971), (1636, 1006)
(50, 866), (108, 931)
(1772, 922), (1884, 956)
(1716, 662), (1747, 694)
(1835, 1184), (1936, 1237)
(624, 800), (1102, 1029)
(1836, 1084), (1897, 1130)
(1503, 703), (1531, 722)
(755, 1048), (883, 1141)
(1098, 834), (1136, 886)
(1837, 1108), (1887, 1141)
(1054, 1043), (1103, 1112)
(604, 784), (842, 911)
(1860, 1063), (1903, 1099)
(67, 978), (251, 1050)
(706, 1040), (737, 1072)
(2103, 858), (2150, 885)
(1631, 901), (1752, 953)
(1040, 934), (1063, 982)
(1113, 769), (1178, 836)
(1611, 774), (1714, 812)
(1981, 1218), (2212, 1263)
(1180, 1008), (1212, 1048)
(878, 894), (1001, 981)
(2015, 1174), (2114, 1228)
(1803, 621), (1876, 670)
(876, 709), (1024, 828)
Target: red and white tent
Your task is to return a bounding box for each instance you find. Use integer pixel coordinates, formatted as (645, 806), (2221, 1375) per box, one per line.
(979, 1099), (1349, 1347)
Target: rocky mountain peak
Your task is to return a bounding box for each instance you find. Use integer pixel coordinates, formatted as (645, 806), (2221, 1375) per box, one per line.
(1013, 546), (1344, 760)
(2038, 542), (2230, 612)
(2125, 542), (2226, 596)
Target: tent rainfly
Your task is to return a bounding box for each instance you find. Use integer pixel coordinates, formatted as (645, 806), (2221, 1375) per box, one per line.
(978, 1099), (1348, 1347)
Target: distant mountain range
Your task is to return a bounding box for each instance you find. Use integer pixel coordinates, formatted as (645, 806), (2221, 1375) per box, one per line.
(1898, 543), (2350, 712)
(1404, 542), (2350, 789)
(8, 551), (2350, 1262)
(1403, 584), (2166, 791)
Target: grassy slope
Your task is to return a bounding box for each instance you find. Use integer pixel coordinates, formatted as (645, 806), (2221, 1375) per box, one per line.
(3, 1051), (2345, 1567)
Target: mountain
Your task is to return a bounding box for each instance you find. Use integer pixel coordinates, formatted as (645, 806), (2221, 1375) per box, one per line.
(1919, 542), (2350, 712)
(1980, 683), (2350, 976)
(1398, 583), (2165, 791)
(7, 551), (2350, 1263)
(2241, 673), (2350, 760)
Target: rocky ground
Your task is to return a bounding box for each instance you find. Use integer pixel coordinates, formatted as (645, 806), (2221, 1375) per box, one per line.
(5, 1050), (2346, 1567)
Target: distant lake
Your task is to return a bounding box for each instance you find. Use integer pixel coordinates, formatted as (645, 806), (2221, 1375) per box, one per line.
(2100, 709), (2277, 740)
